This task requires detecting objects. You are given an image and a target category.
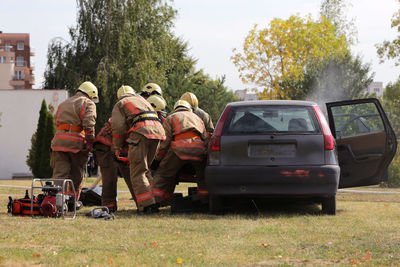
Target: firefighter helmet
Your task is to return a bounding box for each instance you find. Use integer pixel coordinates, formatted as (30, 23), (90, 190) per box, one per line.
(78, 81), (99, 103)
(117, 85), (135, 99)
(173, 100), (192, 111)
(180, 92), (198, 108)
(147, 95), (167, 112)
(141, 83), (162, 98)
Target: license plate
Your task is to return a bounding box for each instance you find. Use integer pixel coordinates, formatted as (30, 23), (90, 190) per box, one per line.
(248, 143), (296, 158)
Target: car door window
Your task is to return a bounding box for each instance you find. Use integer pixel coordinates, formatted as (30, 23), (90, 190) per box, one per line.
(330, 102), (384, 139)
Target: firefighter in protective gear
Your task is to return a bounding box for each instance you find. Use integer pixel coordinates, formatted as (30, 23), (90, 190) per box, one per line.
(180, 92), (214, 135)
(50, 81), (98, 207)
(140, 83), (162, 99)
(94, 119), (136, 212)
(146, 94), (167, 123)
(111, 85), (166, 214)
(152, 100), (209, 207)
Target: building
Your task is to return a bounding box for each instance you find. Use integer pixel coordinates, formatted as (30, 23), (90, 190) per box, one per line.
(0, 90), (68, 179)
(366, 81), (384, 97)
(0, 31), (35, 89)
(235, 89), (259, 101)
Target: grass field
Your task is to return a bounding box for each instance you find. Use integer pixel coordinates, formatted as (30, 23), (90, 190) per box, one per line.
(0, 178), (399, 266)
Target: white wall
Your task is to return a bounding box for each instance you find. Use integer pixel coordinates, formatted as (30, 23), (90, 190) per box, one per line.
(0, 89), (69, 179)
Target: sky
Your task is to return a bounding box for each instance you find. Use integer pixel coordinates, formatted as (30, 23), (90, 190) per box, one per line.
(1, 0), (399, 91)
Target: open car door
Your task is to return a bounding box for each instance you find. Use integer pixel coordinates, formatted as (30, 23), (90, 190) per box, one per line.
(326, 98), (397, 188)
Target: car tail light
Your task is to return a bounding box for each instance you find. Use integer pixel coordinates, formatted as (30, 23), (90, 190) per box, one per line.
(209, 106), (231, 152)
(208, 106), (231, 165)
(312, 105), (335, 150)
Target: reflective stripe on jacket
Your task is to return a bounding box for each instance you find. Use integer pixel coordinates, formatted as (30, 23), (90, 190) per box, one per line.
(156, 107), (208, 161)
(51, 92), (97, 153)
(111, 95), (166, 149)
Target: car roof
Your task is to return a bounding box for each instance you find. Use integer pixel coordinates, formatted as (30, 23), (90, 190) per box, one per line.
(227, 100), (318, 107)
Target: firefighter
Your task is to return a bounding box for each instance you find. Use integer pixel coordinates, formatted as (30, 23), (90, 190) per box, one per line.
(140, 83), (162, 99)
(93, 119), (136, 212)
(180, 92), (214, 136)
(50, 81), (98, 209)
(151, 100), (209, 207)
(146, 94), (167, 123)
(111, 85), (166, 214)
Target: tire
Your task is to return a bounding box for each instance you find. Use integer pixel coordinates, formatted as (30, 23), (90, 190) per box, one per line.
(321, 195), (336, 215)
(209, 195), (224, 214)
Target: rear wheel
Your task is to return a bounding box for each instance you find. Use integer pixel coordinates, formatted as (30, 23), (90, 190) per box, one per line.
(321, 195), (336, 215)
(209, 195), (223, 214)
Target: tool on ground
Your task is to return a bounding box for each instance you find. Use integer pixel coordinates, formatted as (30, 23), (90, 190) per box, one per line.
(85, 206), (115, 220)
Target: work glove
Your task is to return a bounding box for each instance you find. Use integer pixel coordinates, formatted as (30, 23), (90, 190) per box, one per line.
(82, 139), (94, 153)
(150, 159), (161, 171)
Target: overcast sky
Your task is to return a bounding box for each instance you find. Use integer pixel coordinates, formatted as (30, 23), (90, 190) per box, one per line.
(1, 0), (399, 90)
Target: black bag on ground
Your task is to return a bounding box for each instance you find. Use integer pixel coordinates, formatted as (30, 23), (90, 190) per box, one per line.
(79, 187), (102, 206)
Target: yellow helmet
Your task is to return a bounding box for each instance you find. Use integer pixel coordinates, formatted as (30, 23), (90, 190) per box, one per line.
(147, 95), (167, 111)
(173, 100), (192, 111)
(141, 83), (162, 98)
(78, 81), (99, 103)
(117, 85), (135, 99)
(180, 92), (198, 108)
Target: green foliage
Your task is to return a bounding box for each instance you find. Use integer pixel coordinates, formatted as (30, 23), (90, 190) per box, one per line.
(281, 53), (373, 104)
(320, 0), (357, 45)
(231, 15), (349, 100)
(382, 78), (400, 187)
(26, 100), (55, 178)
(376, 1), (400, 65)
(43, 0), (234, 129)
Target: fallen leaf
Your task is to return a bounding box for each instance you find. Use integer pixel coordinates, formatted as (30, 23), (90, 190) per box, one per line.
(350, 259), (359, 265)
(108, 259), (113, 265)
(261, 243), (271, 248)
(32, 254), (41, 258)
(226, 235), (230, 239)
(174, 232), (181, 235)
(376, 239), (379, 243)
(177, 258), (183, 264)
(361, 251), (372, 262)
(150, 241), (158, 247)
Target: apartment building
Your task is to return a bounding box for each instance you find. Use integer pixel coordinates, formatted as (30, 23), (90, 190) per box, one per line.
(0, 31), (34, 89)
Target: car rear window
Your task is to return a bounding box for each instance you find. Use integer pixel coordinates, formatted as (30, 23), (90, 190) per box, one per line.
(225, 105), (320, 134)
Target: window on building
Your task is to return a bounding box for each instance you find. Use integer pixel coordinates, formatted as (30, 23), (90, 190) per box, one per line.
(374, 88), (380, 93)
(5, 42), (11, 52)
(16, 56), (24, 67)
(0, 56), (6, 63)
(17, 42), (24, 50)
(14, 86), (24, 89)
(14, 70), (23, 80)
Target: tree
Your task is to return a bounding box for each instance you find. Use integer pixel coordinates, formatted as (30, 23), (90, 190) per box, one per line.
(44, 0), (234, 129)
(231, 15), (349, 100)
(27, 100), (55, 178)
(381, 79), (400, 187)
(281, 53), (373, 105)
(320, 0), (357, 45)
(376, 1), (400, 65)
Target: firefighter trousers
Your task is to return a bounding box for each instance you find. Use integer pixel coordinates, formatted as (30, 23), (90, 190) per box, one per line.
(50, 150), (88, 199)
(94, 144), (136, 211)
(128, 132), (159, 211)
(152, 150), (207, 206)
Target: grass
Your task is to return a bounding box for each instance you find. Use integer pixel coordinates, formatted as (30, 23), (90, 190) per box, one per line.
(0, 179), (399, 266)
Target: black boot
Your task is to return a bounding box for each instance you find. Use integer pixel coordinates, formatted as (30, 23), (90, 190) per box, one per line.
(137, 203), (159, 215)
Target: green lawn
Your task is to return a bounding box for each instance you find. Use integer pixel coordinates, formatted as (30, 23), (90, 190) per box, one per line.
(0, 179), (399, 266)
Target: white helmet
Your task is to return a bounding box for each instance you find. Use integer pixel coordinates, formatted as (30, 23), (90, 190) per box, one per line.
(147, 95), (167, 111)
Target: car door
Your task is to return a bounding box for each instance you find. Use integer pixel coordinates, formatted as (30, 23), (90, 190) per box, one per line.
(326, 98), (397, 188)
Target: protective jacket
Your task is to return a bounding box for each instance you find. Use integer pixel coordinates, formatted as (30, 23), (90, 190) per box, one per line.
(156, 107), (208, 162)
(111, 95), (166, 149)
(194, 107), (214, 134)
(51, 91), (97, 153)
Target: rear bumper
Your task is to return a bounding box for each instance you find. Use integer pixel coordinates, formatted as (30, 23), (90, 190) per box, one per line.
(205, 165), (340, 197)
